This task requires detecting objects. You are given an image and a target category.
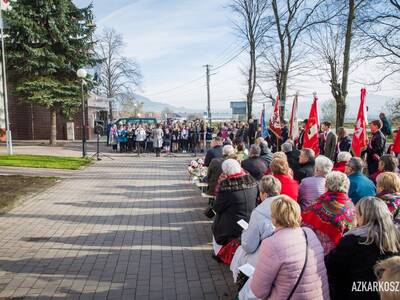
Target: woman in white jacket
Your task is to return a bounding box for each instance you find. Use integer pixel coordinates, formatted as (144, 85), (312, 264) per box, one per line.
(230, 175), (281, 282)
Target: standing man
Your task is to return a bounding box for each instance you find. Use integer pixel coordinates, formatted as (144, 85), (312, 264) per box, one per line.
(379, 112), (392, 137)
(366, 120), (386, 175)
(248, 119), (256, 146)
(152, 123), (164, 157)
(204, 137), (223, 167)
(321, 121), (337, 161)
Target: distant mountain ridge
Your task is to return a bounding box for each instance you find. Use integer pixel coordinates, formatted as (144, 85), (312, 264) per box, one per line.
(132, 93), (202, 114)
(131, 92), (395, 120)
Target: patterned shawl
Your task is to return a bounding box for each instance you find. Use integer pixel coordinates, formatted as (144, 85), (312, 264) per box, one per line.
(302, 192), (356, 250)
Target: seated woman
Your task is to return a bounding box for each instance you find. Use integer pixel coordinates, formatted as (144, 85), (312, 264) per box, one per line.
(212, 159), (258, 263)
(370, 154), (398, 184)
(376, 172), (400, 224)
(230, 176), (281, 282)
(333, 151), (352, 173)
(299, 155), (333, 210)
(326, 197), (400, 300)
(248, 195), (329, 299)
(271, 158), (299, 201)
(302, 171), (356, 255)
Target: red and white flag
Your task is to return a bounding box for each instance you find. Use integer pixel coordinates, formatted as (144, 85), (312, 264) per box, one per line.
(351, 88), (368, 157)
(303, 93), (320, 155)
(289, 94), (299, 141)
(392, 128), (400, 154)
(269, 95), (281, 138)
(1, 0), (9, 11)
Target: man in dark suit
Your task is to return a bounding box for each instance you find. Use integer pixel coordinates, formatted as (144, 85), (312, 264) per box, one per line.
(366, 119), (386, 175)
(204, 137), (223, 167)
(241, 145), (267, 181)
(282, 141), (300, 172)
(294, 148), (315, 183)
(248, 119), (257, 146)
(321, 121), (337, 161)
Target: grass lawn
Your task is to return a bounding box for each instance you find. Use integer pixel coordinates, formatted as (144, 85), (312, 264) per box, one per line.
(0, 175), (58, 213)
(0, 155), (92, 170)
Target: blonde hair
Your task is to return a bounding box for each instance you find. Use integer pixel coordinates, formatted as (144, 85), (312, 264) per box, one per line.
(272, 151), (287, 161)
(271, 195), (301, 228)
(376, 172), (400, 194)
(357, 197), (400, 254)
(375, 256), (400, 300)
(270, 158), (289, 175)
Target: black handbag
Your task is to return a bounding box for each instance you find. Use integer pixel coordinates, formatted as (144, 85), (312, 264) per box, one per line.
(203, 206), (215, 219)
(287, 229), (309, 300)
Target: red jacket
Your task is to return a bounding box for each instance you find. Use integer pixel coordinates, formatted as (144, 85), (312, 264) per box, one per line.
(332, 161), (346, 173)
(273, 173), (299, 201)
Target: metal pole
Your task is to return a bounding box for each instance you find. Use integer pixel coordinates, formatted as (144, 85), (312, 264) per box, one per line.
(81, 80), (87, 157)
(204, 64), (212, 126)
(1, 9), (12, 155)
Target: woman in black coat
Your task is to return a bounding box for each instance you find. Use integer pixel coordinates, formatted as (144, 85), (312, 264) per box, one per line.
(335, 127), (351, 159)
(212, 159), (258, 246)
(325, 197), (400, 300)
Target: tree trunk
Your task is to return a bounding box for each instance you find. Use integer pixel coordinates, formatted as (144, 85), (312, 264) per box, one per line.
(336, 96), (346, 131)
(109, 100), (113, 121)
(49, 107), (57, 145)
(279, 71), (288, 121)
(338, 0), (355, 128)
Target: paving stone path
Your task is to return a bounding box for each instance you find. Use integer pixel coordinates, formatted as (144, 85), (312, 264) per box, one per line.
(0, 155), (235, 299)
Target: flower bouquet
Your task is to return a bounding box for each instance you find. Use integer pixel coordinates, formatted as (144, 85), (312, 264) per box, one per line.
(188, 158), (207, 182)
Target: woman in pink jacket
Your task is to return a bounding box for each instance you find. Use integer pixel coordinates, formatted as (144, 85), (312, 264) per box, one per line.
(250, 195), (330, 300)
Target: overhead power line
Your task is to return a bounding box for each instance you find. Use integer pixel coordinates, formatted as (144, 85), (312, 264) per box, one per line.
(144, 74), (204, 97)
(211, 44), (248, 71)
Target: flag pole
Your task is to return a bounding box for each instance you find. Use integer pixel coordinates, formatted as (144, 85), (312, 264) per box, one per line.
(0, 6), (12, 155)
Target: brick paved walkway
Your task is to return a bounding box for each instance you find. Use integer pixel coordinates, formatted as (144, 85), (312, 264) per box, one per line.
(0, 155), (235, 299)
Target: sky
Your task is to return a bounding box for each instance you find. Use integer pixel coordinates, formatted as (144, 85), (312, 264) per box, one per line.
(74, 0), (398, 114)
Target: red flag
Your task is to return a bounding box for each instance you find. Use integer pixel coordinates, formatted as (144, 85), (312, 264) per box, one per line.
(303, 93), (320, 155)
(269, 95), (281, 138)
(289, 94), (299, 140)
(392, 128), (400, 153)
(351, 88), (368, 157)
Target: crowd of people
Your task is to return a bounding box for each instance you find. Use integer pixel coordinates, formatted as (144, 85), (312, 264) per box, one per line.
(105, 118), (275, 156)
(200, 114), (400, 300)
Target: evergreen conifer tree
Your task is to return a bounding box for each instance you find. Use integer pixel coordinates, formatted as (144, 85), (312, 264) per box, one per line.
(4, 0), (96, 144)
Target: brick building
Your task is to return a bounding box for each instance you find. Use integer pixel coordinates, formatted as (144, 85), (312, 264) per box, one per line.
(7, 92), (109, 141)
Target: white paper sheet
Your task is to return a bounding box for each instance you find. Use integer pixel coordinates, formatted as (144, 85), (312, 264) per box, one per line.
(237, 219), (249, 230)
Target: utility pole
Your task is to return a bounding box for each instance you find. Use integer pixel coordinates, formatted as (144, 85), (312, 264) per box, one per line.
(203, 64), (212, 125)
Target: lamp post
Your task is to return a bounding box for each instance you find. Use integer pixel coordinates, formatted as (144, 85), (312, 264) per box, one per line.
(77, 68), (87, 157)
(0, 3), (12, 155)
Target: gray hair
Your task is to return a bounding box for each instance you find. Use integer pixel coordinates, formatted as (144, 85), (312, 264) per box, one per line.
(222, 145), (235, 157)
(222, 159), (241, 175)
(302, 148), (315, 161)
(337, 151), (352, 163)
(348, 157), (364, 173)
(325, 171), (350, 193)
(356, 197), (400, 253)
(314, 155), (333, 177)
(259, 175), (282, 196)
(249, 144), (261, 158)
(281, 142), (293, 153)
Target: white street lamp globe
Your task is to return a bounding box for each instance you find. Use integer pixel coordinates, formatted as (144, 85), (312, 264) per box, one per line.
(77, 68), (87, 79)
